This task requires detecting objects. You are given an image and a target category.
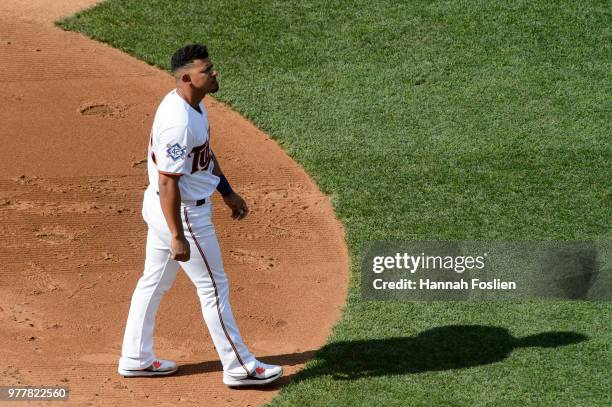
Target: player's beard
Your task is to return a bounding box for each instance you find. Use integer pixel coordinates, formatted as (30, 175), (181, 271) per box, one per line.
(210, 81), (219, 93)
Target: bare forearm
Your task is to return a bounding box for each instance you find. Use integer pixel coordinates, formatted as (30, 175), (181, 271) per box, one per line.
(159, 176), (184, 238)
(211, 152), (223, 177)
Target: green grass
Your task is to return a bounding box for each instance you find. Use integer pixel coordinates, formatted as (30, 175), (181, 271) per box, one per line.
(58, 1), (611, 405)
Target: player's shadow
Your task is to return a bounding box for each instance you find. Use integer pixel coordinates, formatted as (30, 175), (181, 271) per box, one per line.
(291, 325), (587, 381)
(175, 325), (586, 386)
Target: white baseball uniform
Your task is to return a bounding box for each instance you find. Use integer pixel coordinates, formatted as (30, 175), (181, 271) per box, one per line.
(118, 89), (257, 378)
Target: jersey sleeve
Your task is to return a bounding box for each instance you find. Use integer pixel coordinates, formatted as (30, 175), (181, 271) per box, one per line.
(154, 126), (193, 175)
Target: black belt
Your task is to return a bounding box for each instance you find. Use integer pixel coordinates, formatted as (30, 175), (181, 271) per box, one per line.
(156, 191), (206, 206)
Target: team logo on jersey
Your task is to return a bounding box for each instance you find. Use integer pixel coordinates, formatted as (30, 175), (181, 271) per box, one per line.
(190, 140), (212, 174)
(166, 143), (187, 161)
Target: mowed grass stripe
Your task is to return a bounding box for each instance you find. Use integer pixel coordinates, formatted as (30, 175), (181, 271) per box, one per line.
(58, 1), (611, 406)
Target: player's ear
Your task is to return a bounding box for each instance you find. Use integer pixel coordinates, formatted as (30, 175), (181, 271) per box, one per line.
(180, 71), (192, 84)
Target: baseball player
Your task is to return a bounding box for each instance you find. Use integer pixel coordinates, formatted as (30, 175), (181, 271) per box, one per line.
(117, 44), (283, 387)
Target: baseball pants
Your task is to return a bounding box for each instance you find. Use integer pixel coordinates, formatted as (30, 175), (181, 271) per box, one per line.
(119, 187), (256, 378)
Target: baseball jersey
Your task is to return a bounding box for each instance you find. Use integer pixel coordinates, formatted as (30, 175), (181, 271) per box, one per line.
(147, 89), (219, 201)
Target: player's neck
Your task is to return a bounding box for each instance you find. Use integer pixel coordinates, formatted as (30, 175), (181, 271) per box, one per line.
(176, 87), (205, 112)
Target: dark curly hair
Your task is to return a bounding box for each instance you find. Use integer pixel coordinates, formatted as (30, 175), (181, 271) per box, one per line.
(171, 44), (209, 74)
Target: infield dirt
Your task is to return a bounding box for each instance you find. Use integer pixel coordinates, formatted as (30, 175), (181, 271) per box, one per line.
(0, 1), (348, 405)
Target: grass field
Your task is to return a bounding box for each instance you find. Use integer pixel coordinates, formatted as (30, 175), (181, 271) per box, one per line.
(58, 1), (611, 405)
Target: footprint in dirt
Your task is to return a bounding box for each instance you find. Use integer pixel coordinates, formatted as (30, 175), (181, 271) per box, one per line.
(78, 102), (128, 119)
(34, 226), (76, 244)
(228, 249), (279, 271)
